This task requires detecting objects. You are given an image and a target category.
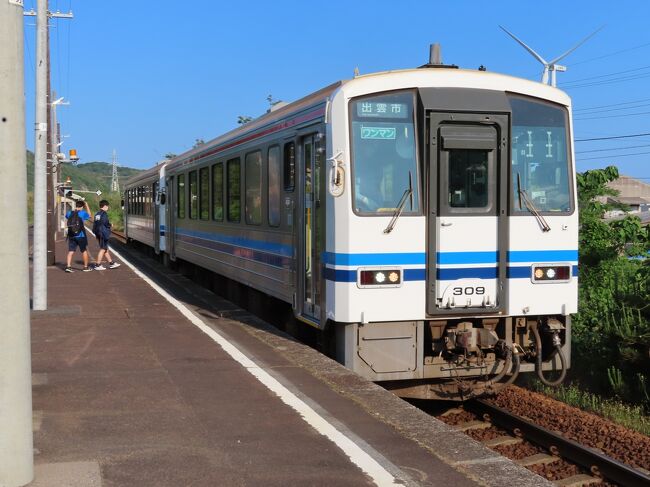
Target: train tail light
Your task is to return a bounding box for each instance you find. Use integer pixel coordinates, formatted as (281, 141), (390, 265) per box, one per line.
(532, 265), (571, 282)
(359, 269), (402, 287)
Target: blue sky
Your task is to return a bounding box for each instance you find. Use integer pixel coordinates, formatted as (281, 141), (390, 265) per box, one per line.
(23, 0), (650, 179)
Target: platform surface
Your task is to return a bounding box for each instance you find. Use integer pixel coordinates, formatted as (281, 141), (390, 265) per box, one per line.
(28, 233), (551, 487)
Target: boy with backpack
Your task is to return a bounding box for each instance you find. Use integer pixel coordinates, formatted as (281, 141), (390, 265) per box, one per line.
(65, 199), (92, 272)
(92, 200), (120, 270)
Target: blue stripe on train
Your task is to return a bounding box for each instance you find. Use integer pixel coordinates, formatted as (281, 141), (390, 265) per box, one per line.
(175, 229), (292, 269)
(176, 228), (293, 256)
(324, 250), (578, 266)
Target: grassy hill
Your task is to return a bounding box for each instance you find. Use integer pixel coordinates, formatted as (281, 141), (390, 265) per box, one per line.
(26, 150), (143, 193)
(26, 150), (143, 230)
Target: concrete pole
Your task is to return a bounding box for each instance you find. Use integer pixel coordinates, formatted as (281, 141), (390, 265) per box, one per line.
(0, 0), (35, 485)
(33, 0), (48, 310)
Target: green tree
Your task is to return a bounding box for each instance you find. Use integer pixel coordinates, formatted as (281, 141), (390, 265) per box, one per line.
(573, 166), (650, 409)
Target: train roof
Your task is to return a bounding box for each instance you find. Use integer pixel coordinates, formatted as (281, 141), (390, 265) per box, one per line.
(163, 81), (344, 174)
(129, 67), (571, 182)
(124, 160), (168, 188)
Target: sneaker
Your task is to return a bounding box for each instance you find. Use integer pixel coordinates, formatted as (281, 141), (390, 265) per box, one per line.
(65, 267), (74, 273)
(109, 262), (121, 269)
(83, 266), (93, 272)
(94, 264), (106, 271)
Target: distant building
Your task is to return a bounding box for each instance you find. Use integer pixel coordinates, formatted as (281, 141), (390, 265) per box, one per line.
(602, 176), (650, 224)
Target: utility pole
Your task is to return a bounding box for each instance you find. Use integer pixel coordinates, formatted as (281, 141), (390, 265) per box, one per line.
(32, 0), (49, 310)
(27, 0), (73, 309)
(0, 1), (35, 486)
(111, 149), (120, 192)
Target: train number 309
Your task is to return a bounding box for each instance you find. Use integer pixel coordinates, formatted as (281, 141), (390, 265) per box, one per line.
(452, 286), (486, 296)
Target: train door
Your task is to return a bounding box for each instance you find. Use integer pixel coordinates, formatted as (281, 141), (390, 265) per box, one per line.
(153, 181), (160, 254)
(300, 133), (324, 322)
(158, 172), (167, 253)
(166, 175), (176, 260)
(427, 113), (508, 315)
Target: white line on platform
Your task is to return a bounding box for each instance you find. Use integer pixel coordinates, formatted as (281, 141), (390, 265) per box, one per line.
(105, 239), (401, 486)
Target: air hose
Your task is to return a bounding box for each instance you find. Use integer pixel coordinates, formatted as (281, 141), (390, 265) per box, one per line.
(531, 322), (567, 386)
(502, 345), (521, 386)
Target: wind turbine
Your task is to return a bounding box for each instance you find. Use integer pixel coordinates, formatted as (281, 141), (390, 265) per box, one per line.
(499, 25), (604, 87)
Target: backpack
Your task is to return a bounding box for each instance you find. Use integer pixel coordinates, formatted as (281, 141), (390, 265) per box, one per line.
(67, 210), (83, 237)
(92, 212), (102, 236)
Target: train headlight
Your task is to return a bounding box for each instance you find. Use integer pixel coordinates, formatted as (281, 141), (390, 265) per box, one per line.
(358, 269), (402, 287)
(531, 264), (571, 283)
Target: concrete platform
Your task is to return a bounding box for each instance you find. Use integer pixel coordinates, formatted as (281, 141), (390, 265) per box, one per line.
(28, 234), (551, 486)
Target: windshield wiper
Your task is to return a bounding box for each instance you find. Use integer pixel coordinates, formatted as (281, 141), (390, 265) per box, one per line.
(384, 171), (413, 234)
(517, 172), (551, 232)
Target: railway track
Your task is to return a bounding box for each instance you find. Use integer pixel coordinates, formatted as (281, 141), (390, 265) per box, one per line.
(111, 229), (127, 243)
(436, 399), (650, 487)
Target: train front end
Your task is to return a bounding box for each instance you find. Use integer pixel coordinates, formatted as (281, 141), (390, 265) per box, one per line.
(326, 69), (578, 400)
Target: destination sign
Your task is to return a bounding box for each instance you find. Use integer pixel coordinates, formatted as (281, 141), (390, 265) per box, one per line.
(360, 126), (396, 140)
(356, 102), (409, 119)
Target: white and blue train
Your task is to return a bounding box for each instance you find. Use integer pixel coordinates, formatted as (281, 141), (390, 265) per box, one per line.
(124, 53), (578, 400)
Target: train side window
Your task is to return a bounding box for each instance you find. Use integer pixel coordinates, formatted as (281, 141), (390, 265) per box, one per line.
(199, 167), (209, 220)
(245, 151), (262, 225)
(177, 174), (186, 219)
(283, 142), (295, 192)
(268, 145), (281, 227)
(227, 158), (241, 222)
(212, 162), (224, 221)
(189, 170), (198, 219)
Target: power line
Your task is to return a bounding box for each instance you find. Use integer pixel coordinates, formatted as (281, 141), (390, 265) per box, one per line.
(568, 41), (650, 67)
(574, 97), (650, 112)
(574, 100), (650, 114)
(575, 132), (650, 142)
(562, 64), (650, 85)
(575, 110), (650, 121)
(576, 144), (650, 154)
(576, 150), (650, 162)
(562, 71), (650, 89)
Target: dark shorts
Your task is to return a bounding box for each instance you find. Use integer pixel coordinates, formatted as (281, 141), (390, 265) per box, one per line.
(68, 236), (88, 252)
(97, 235), (109, 250)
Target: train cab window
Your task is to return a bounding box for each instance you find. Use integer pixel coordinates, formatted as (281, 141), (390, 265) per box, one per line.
(212, 162), (224, 221)
(448, 150), (489, 208)
(508, 96), (572, 214)
(245, 151), (262, 225)
(227, 158), (241, 222)
(199, 167), (209, 220)
(283, 142), (295, 192)
(268, 146), (281, 227)
(189, 170), (198, 219)
(350, 91), (420, 215)
(177, 174), (186, 219)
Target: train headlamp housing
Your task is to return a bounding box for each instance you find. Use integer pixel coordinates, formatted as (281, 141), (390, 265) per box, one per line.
(531, 264), (571, 283)
(358, 268), (402, 288)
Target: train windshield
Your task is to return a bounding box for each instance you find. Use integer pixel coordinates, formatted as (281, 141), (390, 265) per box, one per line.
(509, 96), (572, 213)
(350, 92), (420, 214)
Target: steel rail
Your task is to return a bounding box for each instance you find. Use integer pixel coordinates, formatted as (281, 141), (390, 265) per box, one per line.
(465, 399), (650, 487)
(110, 230), (127, 243)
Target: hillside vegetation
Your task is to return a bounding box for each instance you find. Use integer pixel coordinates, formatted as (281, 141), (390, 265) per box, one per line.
(26, 150), (143, 230)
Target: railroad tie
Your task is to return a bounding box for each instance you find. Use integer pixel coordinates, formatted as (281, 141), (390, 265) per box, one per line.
(481, 435), (522, 447)
(454, 420), (491, 432)
(516, 453), (559, 467)
(554, 474), (602, 487)
(439, 408), (464, 417)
